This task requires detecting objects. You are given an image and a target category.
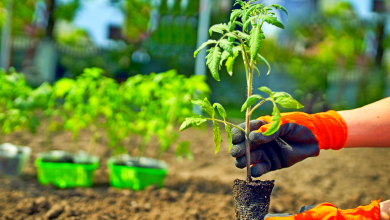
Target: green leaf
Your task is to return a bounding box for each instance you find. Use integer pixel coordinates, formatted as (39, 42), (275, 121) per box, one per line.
(262, 106), (281, 136)
(225, 124), (233, 152)
(226, 53), (239, 76)
(258, 86), (273, 99)
(194, 39), (218, 58)
(243, 18), (254, 33)
(191, 98), (214, 116)
(257, 54), (271, 75)
(254, 65), (260, 76)
(260, 15), (284, 29)
(269, 4), (289, 18)
(237, 32), (250, 41)
(213, 122), (222, 154)
(241, 94), (264, 112)
(205, 47), (222, 81)
(234, 0), (245, 7)
(179, 116), (207, 132)
(209, 24), (229, 36)
(234, 21), (243, 27)
(230, 9), (242, 21)
(219, 39), (234, 56)
(220, 51), (231, 66)
(249, 25), (265, 60)
(242, 6), (257, 24)
(213, 103), (227, 119)
(273, 92), (304, 109)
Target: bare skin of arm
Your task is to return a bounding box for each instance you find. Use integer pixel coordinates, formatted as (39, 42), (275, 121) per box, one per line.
(381, 200), (390, 220)
(337, 97), (390, 148)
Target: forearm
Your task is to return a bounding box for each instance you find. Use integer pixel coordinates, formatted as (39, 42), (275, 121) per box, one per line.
(337, 97), (390, 148)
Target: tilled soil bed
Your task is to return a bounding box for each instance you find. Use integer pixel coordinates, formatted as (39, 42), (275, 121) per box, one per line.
(0, 126), (389, 219)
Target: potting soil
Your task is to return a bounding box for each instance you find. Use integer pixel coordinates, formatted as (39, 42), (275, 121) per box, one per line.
(233, 179), (274, 220)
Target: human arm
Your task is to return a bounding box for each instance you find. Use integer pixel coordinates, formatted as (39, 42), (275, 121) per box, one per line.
(338, 97), (390, 148)
(231, 97), (390, 177)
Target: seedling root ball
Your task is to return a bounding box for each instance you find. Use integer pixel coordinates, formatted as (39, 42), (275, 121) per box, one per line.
(233, 179), (274, 220)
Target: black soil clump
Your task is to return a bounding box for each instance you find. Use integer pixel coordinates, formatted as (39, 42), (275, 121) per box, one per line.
(233, 179), (274, 220)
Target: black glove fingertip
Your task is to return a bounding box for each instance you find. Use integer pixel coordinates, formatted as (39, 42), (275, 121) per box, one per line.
(230, 142), (246, 158)
(251, 162), (271, 177)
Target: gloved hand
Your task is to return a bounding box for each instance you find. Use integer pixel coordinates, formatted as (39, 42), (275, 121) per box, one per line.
(230, 111), (348, 177)
(263, 200), (381, 220)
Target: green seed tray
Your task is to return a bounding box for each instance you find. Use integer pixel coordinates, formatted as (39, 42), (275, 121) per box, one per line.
(35, 158), (99, 189)
(107, 160), (168, 190)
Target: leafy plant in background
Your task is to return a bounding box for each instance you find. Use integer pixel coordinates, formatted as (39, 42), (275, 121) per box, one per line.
(0, 69), (39, 145)
(60, 68), (118, 155)
(120, 70), (210, 159)
(180, 1), (303, 181)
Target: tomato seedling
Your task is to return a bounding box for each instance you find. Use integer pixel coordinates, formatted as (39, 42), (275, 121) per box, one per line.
(180, 1), (303, 181)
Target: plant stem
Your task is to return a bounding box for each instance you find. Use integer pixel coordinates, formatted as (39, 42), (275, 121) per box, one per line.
(205, 118), (245, 133)
(88, 124), (98, 155)
(248, 99), (267, 116)
(245, 61), (255, 182)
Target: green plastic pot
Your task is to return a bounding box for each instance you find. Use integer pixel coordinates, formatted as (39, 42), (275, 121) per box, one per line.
(35, 151), (99, 189)
(107, 155), (168, 190)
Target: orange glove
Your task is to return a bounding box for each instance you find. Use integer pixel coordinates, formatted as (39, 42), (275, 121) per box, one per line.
(257, 111), (348, 150)
(265, 200), (381, 220)
(231, 111), (348, 177)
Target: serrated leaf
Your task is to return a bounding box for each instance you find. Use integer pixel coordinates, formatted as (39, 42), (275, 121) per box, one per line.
(269, 4), (289, 18)
(213, 122), (222, 154)
(213, 103), (226, 119)
(206, 47), (222, 81)
(209, 24), (229, 36)
(257, 54), (271, 75)
(273, 92), (304, 109)
(225, 124), (233, 152)
(219, 39), (234, 56)
(179, 116), (207, 132)
(243, 17), (255, 33)
(234, 21), (243, 27)
(249, 25), (265, 60)
(194, 39), (218, 58)
(230, 9), (242, 21)
(262, 106), (281, 136)
(258, 86), (273, 99)
(237, 32), (250, 41)
(228, 21), (236, 32)
(191, 98), (213, 116)
(234, 0), (245, 7)
(220, 51), (231, 66)
(242, 6), (257, 24)
(260, 15), (284, 29)
(226, 53), (238, 76)
(241, 95), (264, 112)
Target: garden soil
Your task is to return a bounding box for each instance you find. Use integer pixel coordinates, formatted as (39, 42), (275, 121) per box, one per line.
(1, 125), (390, 220)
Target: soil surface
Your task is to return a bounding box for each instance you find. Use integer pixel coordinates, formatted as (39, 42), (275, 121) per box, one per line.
(0, 126), (389, 220)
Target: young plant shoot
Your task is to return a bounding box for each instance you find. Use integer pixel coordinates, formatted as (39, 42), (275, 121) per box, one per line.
(180, 1), (303, 181)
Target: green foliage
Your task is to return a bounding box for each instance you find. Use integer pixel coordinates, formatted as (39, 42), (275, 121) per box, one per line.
(0, 69), (39, 143)
(179, 116), (207, 132)
(225, 124), (233, 152)
(241, 95), (264, 112)
(0, 68), (209, 161)
(205, 47), (222, 81)
(213, 103), (226, 119)
(212, 122), (222, 154)
(180, 1), (297, 158)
